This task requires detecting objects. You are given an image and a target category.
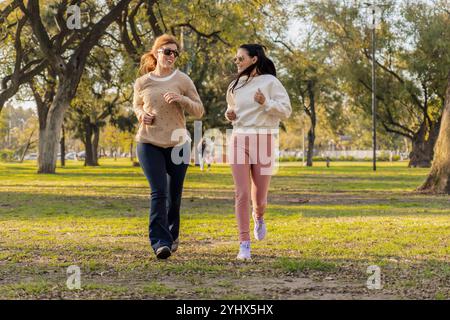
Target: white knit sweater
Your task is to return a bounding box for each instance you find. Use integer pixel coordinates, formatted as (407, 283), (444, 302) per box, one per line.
(225, 74), (292, 132)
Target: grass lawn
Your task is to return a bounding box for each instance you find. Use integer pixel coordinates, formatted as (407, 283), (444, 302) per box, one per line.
(0, 159), (448, 299)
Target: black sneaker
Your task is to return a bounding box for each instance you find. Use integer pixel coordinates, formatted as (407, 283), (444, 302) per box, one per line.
(155, 246), (171, 259)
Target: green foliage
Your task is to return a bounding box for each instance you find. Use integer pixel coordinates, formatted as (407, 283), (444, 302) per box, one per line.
(293, 0), (449, 144)
(0, 105), (38, 156)
(0, 148), (14, 162)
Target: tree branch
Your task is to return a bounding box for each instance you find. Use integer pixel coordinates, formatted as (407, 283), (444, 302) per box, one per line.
(21, 0), (66, 73)
(0, 0), (19, 24)
(147, 0), (163, 36)
(129, 0), (144, 48)
(172, 22), (230, 46)
(362, 47), (425, 111)
(381, 121), (414, 140)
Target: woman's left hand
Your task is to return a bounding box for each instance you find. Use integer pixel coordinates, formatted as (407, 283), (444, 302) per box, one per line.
(163, 92), (183, 104)
(254, 88), (266, 105)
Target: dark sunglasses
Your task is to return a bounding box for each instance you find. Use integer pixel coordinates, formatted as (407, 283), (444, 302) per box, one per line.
(233, 55), (245, 63)
(158, 48), (179, 58)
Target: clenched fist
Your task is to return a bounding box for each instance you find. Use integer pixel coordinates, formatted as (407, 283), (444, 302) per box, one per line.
(163, 92), (183, 104)
(142, 112), (155, 125)
(225, 109), (237, 121)
(254, 88), (266, 105)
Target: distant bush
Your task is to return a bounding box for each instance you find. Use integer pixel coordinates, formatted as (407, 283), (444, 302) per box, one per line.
(0, 149), (15, 162)
(337, 156), (355, 161)
(279, 156), (300, 162)
(278, 154), (401, 162)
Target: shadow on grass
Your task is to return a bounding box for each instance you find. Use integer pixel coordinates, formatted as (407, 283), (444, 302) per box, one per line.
(0, 190), (449, 219)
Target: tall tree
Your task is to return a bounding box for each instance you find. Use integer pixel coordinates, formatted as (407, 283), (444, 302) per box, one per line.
(281, 42), (341, 166)
(67, 80), (121, 166)
(418, 71), (450, 194)
(17, 0), (132, 173)
(66, 44), (124, 166)
(297, 0), (450, 167)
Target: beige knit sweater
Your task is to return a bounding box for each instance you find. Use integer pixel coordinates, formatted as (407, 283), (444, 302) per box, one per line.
(133, 69), (204, 148)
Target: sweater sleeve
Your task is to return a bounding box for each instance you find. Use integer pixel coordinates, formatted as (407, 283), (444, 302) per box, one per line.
(263, 78), (292, 120)
(132, 79), (145, 123)
(179, 77), (205, 119)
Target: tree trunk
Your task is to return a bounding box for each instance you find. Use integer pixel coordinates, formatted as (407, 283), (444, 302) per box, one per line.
(92, 124), (100, 165)
(130, 140), (134, 162)
(19, 146), (27, 163)
(408, 121), (440, 168)
(306, 128), (315, 167)
(417, 71), (450, 194)
(38, 127), (60, 173)
(60, 124), (65, 167)
(37, 81), (71, 174)
(306, 80), (316, 167)
(19, 130), (35, 163)
(37, 110), (64, 173)
(84, 118), (97, 166)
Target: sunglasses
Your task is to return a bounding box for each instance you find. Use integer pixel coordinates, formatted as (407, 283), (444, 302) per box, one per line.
(158, 48), (179, 58)
(233, 55), (245, 63)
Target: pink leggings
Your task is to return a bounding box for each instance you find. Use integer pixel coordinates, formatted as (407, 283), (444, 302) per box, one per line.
(229, 133), (275, 241)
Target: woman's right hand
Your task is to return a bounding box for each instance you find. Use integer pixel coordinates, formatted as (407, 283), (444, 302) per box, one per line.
(142, 112), (155, 125)
(225, 110), (236, 121)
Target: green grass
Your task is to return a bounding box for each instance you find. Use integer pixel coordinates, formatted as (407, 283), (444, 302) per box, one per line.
(0, 280), (51, 299)
(141, 282), (176, 295)
(0, 159), (449, 299)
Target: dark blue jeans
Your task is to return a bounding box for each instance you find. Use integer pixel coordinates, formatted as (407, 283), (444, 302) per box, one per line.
(137, 141), (190, 253)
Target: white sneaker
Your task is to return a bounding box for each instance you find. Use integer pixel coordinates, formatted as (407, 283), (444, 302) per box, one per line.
(236, 241), (251, 260)
(155, 246), (171, 259)
(253, 212), (266, 241)
(171, 238), (179, 253)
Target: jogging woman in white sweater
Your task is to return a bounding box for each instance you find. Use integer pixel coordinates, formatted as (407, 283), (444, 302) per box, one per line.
(225, 44), (292, 260)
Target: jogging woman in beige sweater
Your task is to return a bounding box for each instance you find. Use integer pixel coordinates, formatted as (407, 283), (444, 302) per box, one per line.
(133, 34), (204, 259)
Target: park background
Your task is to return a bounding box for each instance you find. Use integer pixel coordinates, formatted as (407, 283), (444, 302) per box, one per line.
(0, 0), (449, 299)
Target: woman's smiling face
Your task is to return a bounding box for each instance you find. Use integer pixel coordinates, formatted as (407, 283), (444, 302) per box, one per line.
(156, 43), (179, 69)
(234, 48), (257, 73)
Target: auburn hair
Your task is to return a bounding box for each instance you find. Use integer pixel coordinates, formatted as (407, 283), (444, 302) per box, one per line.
(139, 34), (180, 75)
